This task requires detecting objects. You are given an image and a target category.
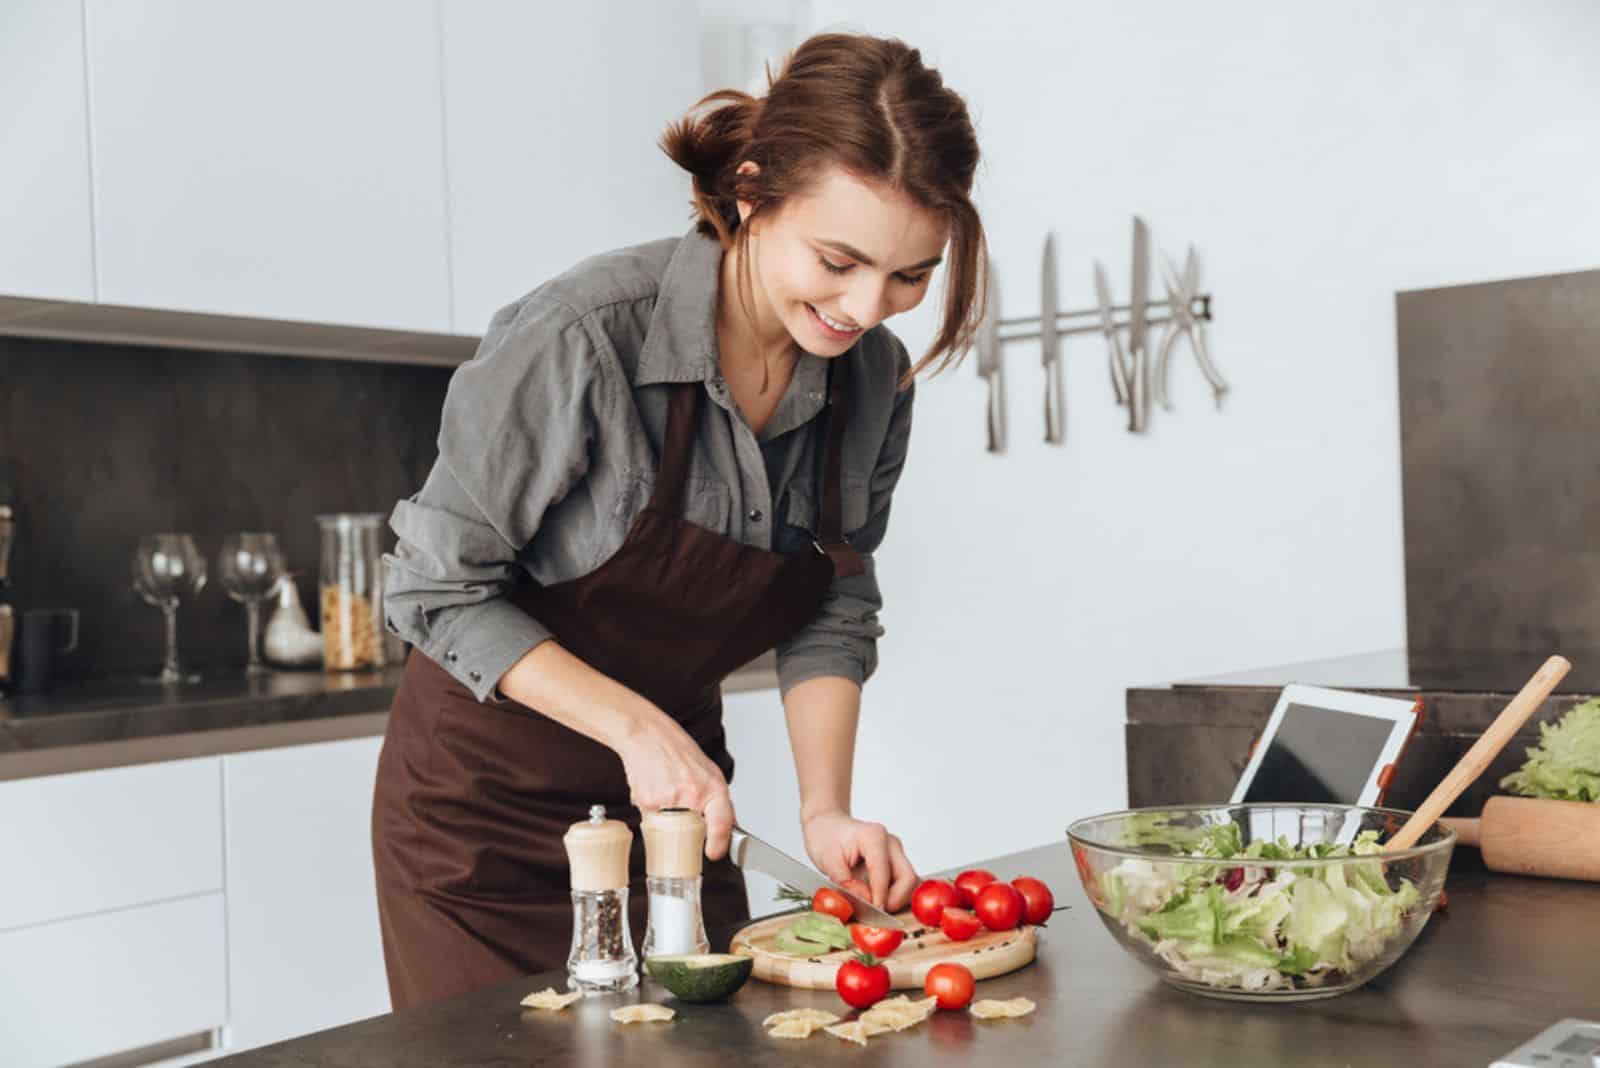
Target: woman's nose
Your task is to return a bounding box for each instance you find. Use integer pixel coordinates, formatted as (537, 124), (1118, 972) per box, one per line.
(841, 276), (889, 330)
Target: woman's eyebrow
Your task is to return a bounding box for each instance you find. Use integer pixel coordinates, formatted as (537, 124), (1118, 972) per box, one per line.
(817, 239), (943, 272)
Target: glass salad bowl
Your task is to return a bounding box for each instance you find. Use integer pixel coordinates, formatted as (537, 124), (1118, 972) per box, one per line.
(1066, 804), (1455, 1002)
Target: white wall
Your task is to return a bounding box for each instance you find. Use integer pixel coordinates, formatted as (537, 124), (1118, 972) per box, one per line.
(723, 0), (1600, 898)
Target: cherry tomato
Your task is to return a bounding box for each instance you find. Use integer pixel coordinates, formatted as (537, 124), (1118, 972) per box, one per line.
(850, 924), (905, 958)
(954, 869), (997, 907)
(973, 881), (1024, 931)
(911, 879), (960, 927)
(1010, 876), (1056, 925)
(923, 961), (976, 1010)
(812, 887), (854, 923)
(835, 952), (890, 1009)
(939, 906), (981, 941)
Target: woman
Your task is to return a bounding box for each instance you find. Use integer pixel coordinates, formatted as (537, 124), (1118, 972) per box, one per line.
(372, 31), (986, 1009)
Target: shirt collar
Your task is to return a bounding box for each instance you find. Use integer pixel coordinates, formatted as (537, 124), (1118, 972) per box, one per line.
(635, 227), (724, 386)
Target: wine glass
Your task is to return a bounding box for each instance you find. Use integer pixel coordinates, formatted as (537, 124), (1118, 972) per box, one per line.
(133, 533), (207, 684)
(218, 532), (286, 677)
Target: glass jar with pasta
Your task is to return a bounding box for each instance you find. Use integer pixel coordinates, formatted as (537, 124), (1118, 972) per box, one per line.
(316, 513), (388, 671)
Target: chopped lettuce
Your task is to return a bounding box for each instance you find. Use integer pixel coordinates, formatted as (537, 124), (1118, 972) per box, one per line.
(1097, 825), (1422, 992)
(1500, 697), (1600, 803)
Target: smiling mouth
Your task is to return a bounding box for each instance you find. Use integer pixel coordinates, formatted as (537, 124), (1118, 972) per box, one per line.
(807, 303), (862, 336)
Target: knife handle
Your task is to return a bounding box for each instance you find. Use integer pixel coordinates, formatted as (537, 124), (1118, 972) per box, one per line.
(986, 378), (1001, 453)
(1044, 361), (1065, 444)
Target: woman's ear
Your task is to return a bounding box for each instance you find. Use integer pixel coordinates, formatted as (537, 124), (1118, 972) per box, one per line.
(734, 160), (761, 228)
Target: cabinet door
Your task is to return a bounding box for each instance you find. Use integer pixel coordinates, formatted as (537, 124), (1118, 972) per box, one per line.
(222, 735), (390, 1053)
(0, 756), (223, 932)
(84, 0), (450, 331)
(0, 893), (227, 1068)
(440, 0), (702, 332)
(0, 1), (95, 301)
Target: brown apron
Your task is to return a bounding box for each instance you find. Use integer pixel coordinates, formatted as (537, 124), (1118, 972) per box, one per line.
(371, 366), (864, 1010)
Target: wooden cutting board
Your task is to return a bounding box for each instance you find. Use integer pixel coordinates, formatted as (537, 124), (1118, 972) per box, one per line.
(728, 910), (1037, 990)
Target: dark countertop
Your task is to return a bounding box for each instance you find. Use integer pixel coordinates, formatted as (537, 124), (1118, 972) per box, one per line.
(209, 841), (1598, 1067)
(0, 654), (781, 780)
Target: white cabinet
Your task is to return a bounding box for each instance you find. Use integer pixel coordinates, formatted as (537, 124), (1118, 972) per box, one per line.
(83, 0), (451, 331)
(221, 735), (390, 1053)
(0, 0), (96, 302)
(440, 1), (702, 332)
(0, 894), (227, 1068)
(0, 756), (223, 932)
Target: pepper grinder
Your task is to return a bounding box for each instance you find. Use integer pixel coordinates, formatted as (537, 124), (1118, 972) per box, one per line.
(640, 807), (711, 958)
(563, 804), (638, 993)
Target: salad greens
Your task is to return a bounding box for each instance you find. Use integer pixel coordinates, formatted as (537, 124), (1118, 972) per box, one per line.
(1098, 823), (1420, 992)
(1500, 697), (1600, 803)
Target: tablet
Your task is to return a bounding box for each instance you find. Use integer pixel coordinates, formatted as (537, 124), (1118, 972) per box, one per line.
(1230, 684), (1422, 807)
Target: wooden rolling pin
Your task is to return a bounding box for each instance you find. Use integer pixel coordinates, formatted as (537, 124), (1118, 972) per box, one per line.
(1441, 796), (1600, 882)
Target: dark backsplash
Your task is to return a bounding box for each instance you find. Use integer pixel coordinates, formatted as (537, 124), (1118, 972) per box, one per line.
(0, 334), (451, 682)
(1397, 266), (1600, 680)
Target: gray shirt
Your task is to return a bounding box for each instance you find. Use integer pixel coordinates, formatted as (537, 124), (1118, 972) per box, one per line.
(383, 227), (916, 704)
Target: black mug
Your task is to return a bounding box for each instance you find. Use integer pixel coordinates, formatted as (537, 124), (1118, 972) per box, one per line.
(16, 609), (79, 694)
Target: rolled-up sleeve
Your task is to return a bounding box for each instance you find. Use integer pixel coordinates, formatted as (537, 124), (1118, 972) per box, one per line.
(774, 370), (915, 698)
(383, 297), (608, 702)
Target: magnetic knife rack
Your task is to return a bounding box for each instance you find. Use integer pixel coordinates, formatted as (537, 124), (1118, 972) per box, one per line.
(993, 295), (1212, 344)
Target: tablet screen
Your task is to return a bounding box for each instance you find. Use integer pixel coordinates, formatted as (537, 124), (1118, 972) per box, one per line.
(1241, 702), (1398, 804)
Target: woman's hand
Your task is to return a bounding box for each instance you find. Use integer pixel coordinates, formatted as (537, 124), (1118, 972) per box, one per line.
(801, 810), (919, 914)
(616, 711), (737, 861)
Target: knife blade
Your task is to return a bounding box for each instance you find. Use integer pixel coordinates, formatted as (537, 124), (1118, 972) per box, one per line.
(728, 825), (905, 929)
(1093, 261), (1131, 405)
(1040, 232), (1064, 444)
(974, 263), (1005, 453)
(1128, 216), (1151, 432)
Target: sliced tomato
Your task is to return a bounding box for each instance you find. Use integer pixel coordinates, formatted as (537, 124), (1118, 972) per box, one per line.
(939, 906), (981, 941)
(954, 869), (997, 907)
(811, 887), (853, 923)
(850, 923), (905, 957)
(923, 961), (975, 1010)
(910, 879), (960, 927)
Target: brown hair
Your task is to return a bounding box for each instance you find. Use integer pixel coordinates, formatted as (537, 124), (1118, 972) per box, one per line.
(659, 32), (986, 385)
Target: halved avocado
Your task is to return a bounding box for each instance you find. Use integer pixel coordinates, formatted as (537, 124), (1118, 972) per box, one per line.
(645, 953), (755, 1003)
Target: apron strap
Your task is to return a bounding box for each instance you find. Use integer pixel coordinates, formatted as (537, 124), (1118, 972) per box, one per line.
(649, 381), (701, 514)
(815, 363), (866, 579)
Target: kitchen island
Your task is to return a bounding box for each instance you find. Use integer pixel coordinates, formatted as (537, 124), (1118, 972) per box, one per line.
(210, 840), (1598, 1067)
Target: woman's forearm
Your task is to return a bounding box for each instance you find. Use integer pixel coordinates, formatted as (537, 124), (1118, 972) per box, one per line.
(495, 640), (661, 753)
(783, 675), (864, 822)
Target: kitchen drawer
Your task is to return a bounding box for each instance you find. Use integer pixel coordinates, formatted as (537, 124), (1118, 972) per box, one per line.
(0, 757), (223, 931)
(0, 892), (227, 1068)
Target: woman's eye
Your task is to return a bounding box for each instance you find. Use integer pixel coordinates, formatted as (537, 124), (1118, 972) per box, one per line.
(897, 272), (930, 286)
(819, 256), (852, 275)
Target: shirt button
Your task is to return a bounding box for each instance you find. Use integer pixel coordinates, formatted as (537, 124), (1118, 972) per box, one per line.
(748, 509), (764, 523)
(446, 650), (459, 663)
(469, 670), (482, 684)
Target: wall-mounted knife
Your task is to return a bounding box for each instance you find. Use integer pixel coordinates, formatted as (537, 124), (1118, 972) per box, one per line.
(1127, 216), (1151, 433)
(728, 825), (905, 929)
(1093, 261), (1131, 406)
(975, 263), (1006, 453)
(1040, 233), (1065, 444)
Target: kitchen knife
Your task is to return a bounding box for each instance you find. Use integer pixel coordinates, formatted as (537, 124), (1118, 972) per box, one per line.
(1040, 232), (1065, 444)
(1128, 216), (1151, 432)
(974, 263), (1005, 453)
(1093, 261), (1131, 405)
(728, 824), (906, 929)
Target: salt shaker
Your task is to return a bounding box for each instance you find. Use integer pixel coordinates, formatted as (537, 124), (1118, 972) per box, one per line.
(563, 804), (638, 993)
(640, 807), (711, 958)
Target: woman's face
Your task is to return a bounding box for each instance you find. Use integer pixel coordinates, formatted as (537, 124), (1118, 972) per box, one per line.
(738, 166), (949, 356)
